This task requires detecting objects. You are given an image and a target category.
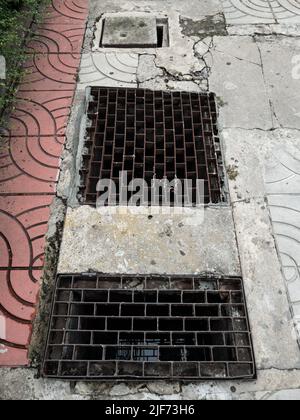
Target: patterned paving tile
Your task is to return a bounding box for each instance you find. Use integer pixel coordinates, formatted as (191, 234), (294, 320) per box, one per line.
(0, 269), (42, 365)
(0, 196), (53, 268)
(221, 0), (276, 24)
(19, 53), (80, 91)
(26, 23), (86, 55)
(270, 0), (300, 22)
(42, 0), (88, 25)
(265, 147), (300, 320)
(78, 52), (138, 89)
(0, 136), (63, 194)
(7, 91), (74, 137)
(221, 0), (300, 24)
(0, 0), (89, 367)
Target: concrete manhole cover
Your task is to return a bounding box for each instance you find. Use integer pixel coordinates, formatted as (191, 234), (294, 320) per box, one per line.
(98, 15), (169, 48)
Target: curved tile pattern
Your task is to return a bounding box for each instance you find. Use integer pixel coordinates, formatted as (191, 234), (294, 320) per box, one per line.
(221, 0), (276, 23)
(0, 136), (63, 194)
(0, 0), (89, 366)
(26, 24), (86, 54)
(19, 53), (80, 91)
(42, 0), (88, 24)
(7, 92), (73, 137)
(271, 0), (300, 22)
(0, 196), (53, 268)
(221, 0), (300, 24)
(78, 52), (138, 89)
(265, 149), (300, 329)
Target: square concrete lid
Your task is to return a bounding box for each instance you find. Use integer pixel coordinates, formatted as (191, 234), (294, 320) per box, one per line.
(101, 16), (158, 48)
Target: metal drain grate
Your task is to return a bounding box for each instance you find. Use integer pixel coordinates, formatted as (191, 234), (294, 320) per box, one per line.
(79, 88), (225, 206)
(42, 274), (255, 381)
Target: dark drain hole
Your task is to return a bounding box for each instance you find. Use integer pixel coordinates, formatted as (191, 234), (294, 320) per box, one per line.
(43, 275), (256, 380)
(157, 25), (164, 48)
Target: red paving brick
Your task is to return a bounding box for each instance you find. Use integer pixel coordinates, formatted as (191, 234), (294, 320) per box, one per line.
(0, 136), (64, 193)
(7, 92), (74, 137)
(0, 196), (53, 268)
(19, 53), (80, 91)
(42, 0), (89, 24)
(0, 344), (29, 367)
(26, 24), (86, 54)
(0, 0), (88, 366)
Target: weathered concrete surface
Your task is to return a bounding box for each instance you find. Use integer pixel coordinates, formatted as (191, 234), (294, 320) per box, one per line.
(1, 367), (300, 400)
(2, 0), (300, 400)
(180, 14), (227, 39)
(205, 36), (274, 130)
(86, 2), (219, 89)
(265, 143), (300, 330)
(223, 128), (300, 366)
(257, 36), (300, 129)
(88, 0), (223, 25)
(223, 129), (300, 348)
(101, 15), (158, 48)
(58, 206), (241, 276)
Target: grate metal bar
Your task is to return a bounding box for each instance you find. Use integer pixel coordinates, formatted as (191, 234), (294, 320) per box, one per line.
(42, 275), (255, 381)
(79, 88), (225, 206)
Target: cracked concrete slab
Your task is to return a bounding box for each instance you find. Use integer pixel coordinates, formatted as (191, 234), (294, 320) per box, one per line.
(232, 198), (300, 370)
(256, 36), (300, 129)
(206, 36), (273, 130)
(223, 127), (300, 354)
(86, 4), (209, 85)
(58, 206), (241, 276)
(227, 22), (300, 36)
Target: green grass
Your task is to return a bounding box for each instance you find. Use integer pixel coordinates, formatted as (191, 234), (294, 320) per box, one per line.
(0, 0), (48, 124)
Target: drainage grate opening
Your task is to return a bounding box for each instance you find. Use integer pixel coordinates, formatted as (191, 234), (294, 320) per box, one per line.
(42, 275), (256, 381)
(79, 88), (225, 206)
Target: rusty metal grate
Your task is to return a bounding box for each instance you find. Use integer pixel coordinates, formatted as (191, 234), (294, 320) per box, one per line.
(79, 88), (225, 206)
(42, 274), (255, 381)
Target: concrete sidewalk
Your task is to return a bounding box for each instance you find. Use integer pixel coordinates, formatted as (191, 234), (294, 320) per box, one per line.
(1, 0), (300, 400)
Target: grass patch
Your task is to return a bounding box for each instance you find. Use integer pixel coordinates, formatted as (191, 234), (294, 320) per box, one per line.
(0, 0), (49, 125)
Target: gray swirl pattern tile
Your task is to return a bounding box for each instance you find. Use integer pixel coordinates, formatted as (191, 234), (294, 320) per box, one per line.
(221, 0), (300, 24)
(78, 52), (138, 89)
(265, 148), (300, 318)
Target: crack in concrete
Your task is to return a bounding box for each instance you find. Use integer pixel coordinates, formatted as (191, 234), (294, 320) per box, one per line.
(255, 39), (281, 129)
(223, 126), (300, 132)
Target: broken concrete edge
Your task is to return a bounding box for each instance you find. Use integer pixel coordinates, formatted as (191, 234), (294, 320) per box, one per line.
(29, 197), (66, 368)
(29, 89), (88, 367)
(180, 13), (228, 40)
(1, 367), (300, 400)
(82, 10), (217, 90)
